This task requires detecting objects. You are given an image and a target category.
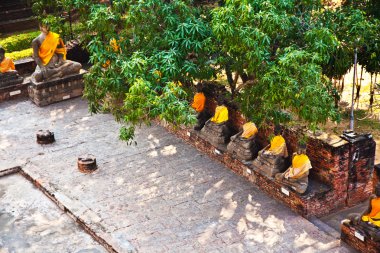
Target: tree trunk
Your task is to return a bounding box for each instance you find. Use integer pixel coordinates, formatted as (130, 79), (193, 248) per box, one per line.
(369, 73), (374, 113)
(225, 65), (234, 98)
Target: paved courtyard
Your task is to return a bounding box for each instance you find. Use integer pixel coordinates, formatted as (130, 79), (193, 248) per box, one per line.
(0, 98), (354, 252)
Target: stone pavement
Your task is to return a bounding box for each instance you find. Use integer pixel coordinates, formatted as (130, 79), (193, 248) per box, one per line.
(0, 174), (106, 253)
(0, 98), (355, 252)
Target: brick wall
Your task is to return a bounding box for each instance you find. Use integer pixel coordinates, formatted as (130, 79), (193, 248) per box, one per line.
(341, 223), (380, 253)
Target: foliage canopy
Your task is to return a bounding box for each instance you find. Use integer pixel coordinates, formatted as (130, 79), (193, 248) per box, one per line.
(66, 0), (379, 141)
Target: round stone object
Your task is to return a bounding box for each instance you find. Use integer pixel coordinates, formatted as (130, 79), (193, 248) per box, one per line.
(78, 154), (97, 173)
(36, 130), (55, 144)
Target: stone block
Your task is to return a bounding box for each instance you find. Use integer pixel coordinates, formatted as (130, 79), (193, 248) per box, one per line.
(28, 70), (86, 107)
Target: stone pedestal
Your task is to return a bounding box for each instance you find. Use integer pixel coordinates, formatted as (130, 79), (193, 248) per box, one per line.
(341, 131), (376, 206)
(28, 70), (86, 107)
(0, 72), (27, 102)
(341, 222), (380, 253)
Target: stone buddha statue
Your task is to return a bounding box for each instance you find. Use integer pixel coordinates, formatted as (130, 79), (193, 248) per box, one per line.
(200, 96), (231, 147)
(275, 142), (312, 194)
(0, 47), (23, 88)
(31, 22), (82, 83)
(191, 83), (211, 131)
(251, 125), (288, 177)
(344, 183), (380, 242)
(227, 121), (259, 163)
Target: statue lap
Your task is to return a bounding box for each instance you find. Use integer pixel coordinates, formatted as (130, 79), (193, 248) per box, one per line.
(227, 136), (258, 161)
(252, 150), (287, 178)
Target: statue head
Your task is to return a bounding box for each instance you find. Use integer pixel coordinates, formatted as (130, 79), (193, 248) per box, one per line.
(0, 47), (5, 62)
(274, 124), (282, 135)
(39, 21), (51, 35)
(376, 183), (380, 197)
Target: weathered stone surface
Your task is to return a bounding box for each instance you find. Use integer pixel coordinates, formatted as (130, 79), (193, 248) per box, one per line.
(0, 174), (107, 253)
(0, 98), (353, 252)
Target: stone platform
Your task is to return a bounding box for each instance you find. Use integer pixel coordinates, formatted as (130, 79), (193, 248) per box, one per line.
(28, 70), (86, 106)
(341, 223), (380, 253)
(0, 73), (28, 102)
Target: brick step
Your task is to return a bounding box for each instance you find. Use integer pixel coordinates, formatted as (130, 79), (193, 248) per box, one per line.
(0, 8), (33, 22)
(0, 17), (38, 34)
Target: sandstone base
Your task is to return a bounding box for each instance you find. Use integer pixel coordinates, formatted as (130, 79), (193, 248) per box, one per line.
(28, 70), (86, 107)
(341, 223), (380, 253)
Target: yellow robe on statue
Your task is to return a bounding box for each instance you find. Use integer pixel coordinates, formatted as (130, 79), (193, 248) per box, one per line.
(0, 57), (15, 73)
(39, 32), (66, 66)
(285, 154), (312, 179)
(268, 135), (287, 156)
(362, 198), (380, 227)
(241, 122), (258, 139)
(191, 92), (206, 112)
(211, 105), (228, 124)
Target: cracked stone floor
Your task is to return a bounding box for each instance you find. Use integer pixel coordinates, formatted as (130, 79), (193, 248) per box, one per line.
(0, 98), (356, 252)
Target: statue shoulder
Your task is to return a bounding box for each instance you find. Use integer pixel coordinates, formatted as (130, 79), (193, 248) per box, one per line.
(32, 34), (43, 45)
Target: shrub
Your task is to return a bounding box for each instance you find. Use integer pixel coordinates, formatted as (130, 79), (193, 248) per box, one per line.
(0, 31), (40, 52)
(5, 48), (33, 61)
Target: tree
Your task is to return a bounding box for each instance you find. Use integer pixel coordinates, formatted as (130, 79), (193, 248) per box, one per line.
(81, 0), (213, 142)
(76, 0), (378, 141)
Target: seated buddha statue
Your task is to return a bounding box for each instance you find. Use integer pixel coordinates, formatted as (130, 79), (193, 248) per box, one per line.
(344, 183), (380, 242)
(0, 47), (23, 88)
(251, 125), (288, 177)
(191, 83), (211, 131)
(227, 121), (259, 163)
(31, 22), (82, 83)
(275, 142), (312, 194)
(200, 96), (231, 147)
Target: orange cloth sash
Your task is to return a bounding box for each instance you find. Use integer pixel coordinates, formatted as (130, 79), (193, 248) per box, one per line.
(39, 32), (66, 66)
(191, 92), (206, 112)
(362, 198), (380, 227)
(241, 122), (258, 139)
(285, 154), (312, 179)
(268, 135), (286, 155)
(210, 105), (228, 124)
(0, 57), (15, 73)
